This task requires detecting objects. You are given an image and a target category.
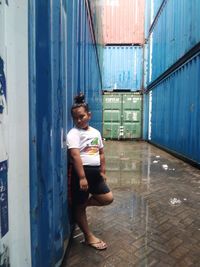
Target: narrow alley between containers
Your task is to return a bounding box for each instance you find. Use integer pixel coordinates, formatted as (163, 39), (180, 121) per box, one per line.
(62, 141), (200, 267)
(1, 0), (200, 266)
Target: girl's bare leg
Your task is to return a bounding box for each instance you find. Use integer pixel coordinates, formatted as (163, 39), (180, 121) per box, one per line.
(75, 204), (93, 238)
(87, 191), (113, 207)
(75, 192), (113, 244)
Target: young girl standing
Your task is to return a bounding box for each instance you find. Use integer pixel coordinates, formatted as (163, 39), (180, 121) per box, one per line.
(67, 94), (113, 250)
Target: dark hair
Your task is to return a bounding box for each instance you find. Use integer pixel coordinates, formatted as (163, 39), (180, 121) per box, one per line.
(71, 93), (89, 114)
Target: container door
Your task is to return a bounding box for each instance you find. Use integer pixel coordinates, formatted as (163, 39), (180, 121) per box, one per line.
(103, 93), (142, 140)
(122, 94), (142, 139)
(103, 94), (122, 139)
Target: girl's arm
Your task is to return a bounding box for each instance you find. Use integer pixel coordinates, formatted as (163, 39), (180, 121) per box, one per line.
(69, 148), (88, 191)
(99, 148), (106, 174)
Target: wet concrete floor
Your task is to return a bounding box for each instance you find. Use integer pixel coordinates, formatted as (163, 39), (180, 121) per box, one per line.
(62, 141), (200, 267)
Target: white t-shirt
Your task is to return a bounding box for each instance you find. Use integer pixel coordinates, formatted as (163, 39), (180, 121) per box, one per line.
(67, 126), (103, 166)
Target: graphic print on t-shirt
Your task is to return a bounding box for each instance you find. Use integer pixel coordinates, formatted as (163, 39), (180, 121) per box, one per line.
(83, 137), (99, 155)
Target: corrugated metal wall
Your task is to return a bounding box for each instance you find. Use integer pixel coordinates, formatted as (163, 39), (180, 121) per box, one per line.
(0, 1), (102, 265)
(93, 0), (145, 140)
(145, 0), (165, 39)
(67, 0), (102, 132)
(88, 1), (105, 74)
(80, 0), (103, 131)
(29, 1), (69, 266)
(147, 0), (200, 84)
(89, 0), (104, 45)
(144, 0), (200, 166)
(102, 46), (143, 91)
(151, 54), (200, 164)
(145, 0), (171, 40)
(93, 0), (145, 45)
(103, 92), (142, 139)
(142, 93), (150, 140)
(29, 0), (102, 266)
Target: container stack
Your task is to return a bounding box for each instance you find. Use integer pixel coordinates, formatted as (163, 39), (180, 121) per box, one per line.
(93, 0), (145, 139)
(144, 0), (200, 166)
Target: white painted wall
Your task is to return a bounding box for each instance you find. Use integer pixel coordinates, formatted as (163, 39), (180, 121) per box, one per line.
(0, 1), (9, 265)
(0, 1), (31, 266)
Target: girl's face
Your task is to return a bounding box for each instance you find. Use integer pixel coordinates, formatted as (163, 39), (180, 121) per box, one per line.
(72, 106), (91, 129)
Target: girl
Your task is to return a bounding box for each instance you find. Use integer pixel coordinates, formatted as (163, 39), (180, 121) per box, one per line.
(67, 93), (113, 250)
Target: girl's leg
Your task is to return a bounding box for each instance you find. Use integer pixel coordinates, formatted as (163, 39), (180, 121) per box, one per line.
(75, 203), (92, 238)
(87, 191), (113, 207)
(75, 203), (107, 249)
(75, 192), (113, 236)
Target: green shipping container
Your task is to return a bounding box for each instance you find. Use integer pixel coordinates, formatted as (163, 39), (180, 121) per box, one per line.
(103, 92), (142, 139)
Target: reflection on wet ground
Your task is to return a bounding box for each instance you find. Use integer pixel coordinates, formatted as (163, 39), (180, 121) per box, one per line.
(63, 141), (200, 267)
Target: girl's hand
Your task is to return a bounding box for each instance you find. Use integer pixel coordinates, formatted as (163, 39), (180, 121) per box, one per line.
(79, 177), (88, 191)
(100, 172), (108, 182)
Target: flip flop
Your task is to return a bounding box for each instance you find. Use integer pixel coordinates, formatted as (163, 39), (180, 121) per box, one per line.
(84, 239), (107, 250)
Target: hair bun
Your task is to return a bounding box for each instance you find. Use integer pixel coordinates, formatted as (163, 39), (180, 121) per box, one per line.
(74, 93), (85, 104)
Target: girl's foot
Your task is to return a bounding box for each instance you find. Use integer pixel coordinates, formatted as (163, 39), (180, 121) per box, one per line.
(84, 234), (107, 250)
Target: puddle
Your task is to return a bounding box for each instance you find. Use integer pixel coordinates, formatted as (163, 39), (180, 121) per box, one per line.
(169, 197), (182, 206)
(162, 164), (168, 170)
(162, 165), (175, 171)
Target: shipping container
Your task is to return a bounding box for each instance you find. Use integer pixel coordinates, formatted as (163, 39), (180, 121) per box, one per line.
(88, 0), (104, 45)
(30, 0), (102, 266)
(102, 45), (143, 91)
(91, 0), (145, 45)
(143, 42), (149, 88)
(0, 0), (102, 266)
(145, 52), (200, 166)
(0, 1), (31, 267)
(145, 0), (164, 37)
(142, 93), (150, 140)
(77, 0), (103, 131)
(144, 0), (152, 39)
(143, 0), (200, 166)
(145, 0), (165, 39)
(103, 92), (142, 139)
(87, 1), (105, 72)
(146, 0), (200, 84)
(29, 1), (69, 266)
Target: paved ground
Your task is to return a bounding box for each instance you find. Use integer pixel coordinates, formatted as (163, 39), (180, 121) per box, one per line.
(62, 141), (200, 267)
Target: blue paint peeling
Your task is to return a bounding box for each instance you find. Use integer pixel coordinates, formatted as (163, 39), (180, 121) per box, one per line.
(0, 57), (7, 115)
(0, 58), (6, 99)
(0, 161), (8, 237)
(0, 57), (8, 238)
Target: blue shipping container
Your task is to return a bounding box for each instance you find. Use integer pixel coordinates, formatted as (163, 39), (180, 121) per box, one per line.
(29, 0), (102, 266)
(147, 52), (200, 165)
(66, 0), (102, 132)
(29, 2), (69, 266)
(144, 0), (164, 39)
(147, 0), (200, 84)
(142, 93), (150, 140)
(102, 46), (143, 91)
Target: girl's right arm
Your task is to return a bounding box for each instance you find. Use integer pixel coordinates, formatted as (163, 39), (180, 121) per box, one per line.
(69, 148), (88, 191)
